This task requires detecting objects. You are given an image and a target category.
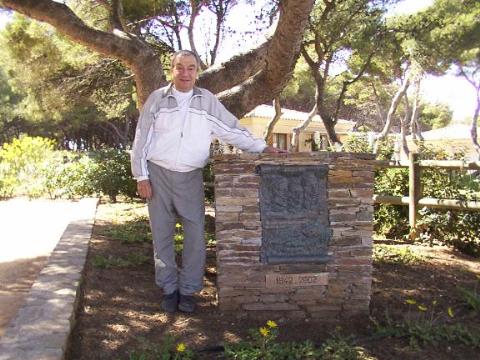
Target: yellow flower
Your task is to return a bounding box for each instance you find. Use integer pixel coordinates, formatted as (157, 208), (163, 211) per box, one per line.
(417, 305), (428, 312)
(259, 327), (270, 337)
(432, 300), (437, 306)
(405, 299), (416, 305)
(266, 320), (278, 329)
(448, 307), (454, 318)
(175, 223), (182, 228)
(176, 343), (186, 353)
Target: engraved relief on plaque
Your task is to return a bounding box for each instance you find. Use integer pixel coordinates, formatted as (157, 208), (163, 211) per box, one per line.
(257, 164), (331, 264)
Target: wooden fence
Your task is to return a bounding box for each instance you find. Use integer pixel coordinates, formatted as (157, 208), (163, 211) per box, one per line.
(374, 153), (480, 238)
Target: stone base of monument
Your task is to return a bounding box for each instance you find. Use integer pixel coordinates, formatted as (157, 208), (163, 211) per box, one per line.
(213, 152), (375, 319)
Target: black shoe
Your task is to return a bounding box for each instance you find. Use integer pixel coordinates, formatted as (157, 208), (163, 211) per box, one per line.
(178, 293), (196, 313)
(161, 290), (178, 313)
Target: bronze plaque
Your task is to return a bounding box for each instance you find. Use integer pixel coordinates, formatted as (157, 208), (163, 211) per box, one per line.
(266, 273), (328, 288)
(257, 164), (331, 264)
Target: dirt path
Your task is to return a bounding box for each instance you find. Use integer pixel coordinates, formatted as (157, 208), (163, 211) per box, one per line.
(0, 198), (91, 337)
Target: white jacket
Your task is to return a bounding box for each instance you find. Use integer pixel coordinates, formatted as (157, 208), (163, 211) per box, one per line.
(131, 84), (266, 180)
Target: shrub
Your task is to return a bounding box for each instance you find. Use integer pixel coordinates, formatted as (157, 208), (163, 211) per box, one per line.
(374, 144), (480, 256)
(0, 136), (137, 201)
(88, 149), (137, 202)
(203, 161), (214, 203)
(41, 151), (97, 199)
(0, 136), (56, 198)
(374, 168), (409, 239)
(373, 296), (480, 348)
(342, 133), (371, 153)
(417, 209), (480, 257)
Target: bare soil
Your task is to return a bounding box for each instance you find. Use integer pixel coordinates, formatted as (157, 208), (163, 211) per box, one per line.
(67, 201), (480, 359)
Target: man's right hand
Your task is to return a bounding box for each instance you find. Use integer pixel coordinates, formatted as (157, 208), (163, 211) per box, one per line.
(137, 180), (153, 200)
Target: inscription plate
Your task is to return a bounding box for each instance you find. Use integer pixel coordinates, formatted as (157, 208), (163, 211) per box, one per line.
(266, 273), (328, 288)
(257, 164), (331, 264)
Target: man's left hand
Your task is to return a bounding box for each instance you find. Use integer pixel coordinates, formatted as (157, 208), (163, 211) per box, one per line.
(263, 145), (288, 153)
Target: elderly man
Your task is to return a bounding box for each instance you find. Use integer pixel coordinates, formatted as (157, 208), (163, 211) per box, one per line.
(131, 50), (281, 313)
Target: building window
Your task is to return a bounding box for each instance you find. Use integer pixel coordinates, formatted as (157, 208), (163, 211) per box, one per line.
(273, 133), (288, 150)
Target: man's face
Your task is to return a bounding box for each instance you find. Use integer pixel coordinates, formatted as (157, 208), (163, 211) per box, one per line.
(171, 54), (198, 92)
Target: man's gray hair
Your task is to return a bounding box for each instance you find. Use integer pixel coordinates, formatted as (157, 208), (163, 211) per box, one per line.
(171, 50), (200, 68)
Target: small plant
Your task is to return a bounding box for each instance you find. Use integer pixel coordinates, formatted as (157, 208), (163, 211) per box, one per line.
(129, 335), (194, 360)
(373, 245), (425, 265)
(319, 327), (373, 360)
(92, 253), (149, 269)
(98, 215), (151, 243)
(458, 275), (480, 314)
(373, 296), (480, 348)
(225, 320), (320, 359)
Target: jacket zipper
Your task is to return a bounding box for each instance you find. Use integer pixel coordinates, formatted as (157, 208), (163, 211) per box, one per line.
(174, 93), (201, 168)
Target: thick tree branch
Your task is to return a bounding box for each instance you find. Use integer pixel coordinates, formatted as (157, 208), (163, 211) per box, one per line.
(197, 40), (270, 94)
(216, 0), (315, 118)
(2, 0), (166, 106)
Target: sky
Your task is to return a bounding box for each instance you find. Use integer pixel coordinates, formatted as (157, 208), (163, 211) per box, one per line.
(0, 0), (477, 123)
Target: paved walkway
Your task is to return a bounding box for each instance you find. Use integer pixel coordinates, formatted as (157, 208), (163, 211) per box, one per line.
(0, 198), (98, 359)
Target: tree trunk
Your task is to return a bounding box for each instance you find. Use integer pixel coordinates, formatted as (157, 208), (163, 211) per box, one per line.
(374, 70), (411, 152)
(471, 93), (480, 158)
(290, 103), (318, 152)
(263, 98), (283, 143)
(401, 96), (410, 157)
(409, 78), (423, 141)
(459, 65), (480, 159)
(320, 113), (342, 149)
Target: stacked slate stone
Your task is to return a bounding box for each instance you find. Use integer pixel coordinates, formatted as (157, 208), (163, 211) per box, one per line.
(213, 152), (375, 320)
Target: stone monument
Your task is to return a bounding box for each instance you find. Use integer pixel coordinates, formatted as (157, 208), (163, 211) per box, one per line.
(213, 152), (375, 319)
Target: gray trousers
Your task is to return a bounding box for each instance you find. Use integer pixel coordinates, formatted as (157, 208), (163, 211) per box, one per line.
(147, 162), (205, 296)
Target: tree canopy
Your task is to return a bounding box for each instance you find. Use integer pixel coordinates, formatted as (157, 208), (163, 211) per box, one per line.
(0, 0), (315, 117)
(0, 0), (478, 154)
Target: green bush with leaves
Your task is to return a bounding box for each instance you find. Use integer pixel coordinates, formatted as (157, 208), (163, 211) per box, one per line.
(0, 136), (56, 198)
(88, 148), (137, 202)
(415, 147), (480, 256)
(373, 144), (480, 256)
(41, 151), (97, 199)
(0, 136), (137, 200)
(374, 167), (409, 239)
(203, 161), (214, 203)
(342, 133), (371, 153)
